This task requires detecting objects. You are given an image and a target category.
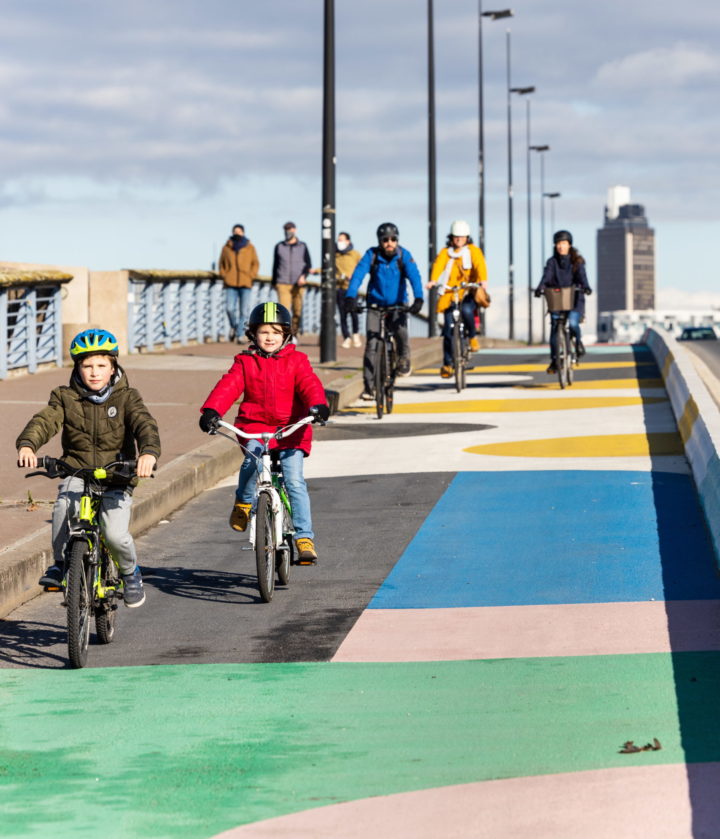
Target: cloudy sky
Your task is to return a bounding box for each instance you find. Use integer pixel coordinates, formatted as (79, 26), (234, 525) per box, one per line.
(0, 0), (718, 339)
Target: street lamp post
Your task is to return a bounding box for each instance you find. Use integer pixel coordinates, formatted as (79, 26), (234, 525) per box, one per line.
(508, 79), (534, 342)
(545, 191), (561, 232)
(428, 0), (438, 336)
(478, 5), (513, 252)
(320, 0), (336, 363)
(529, 143), (549, 344)
(479, 6), (512, 339)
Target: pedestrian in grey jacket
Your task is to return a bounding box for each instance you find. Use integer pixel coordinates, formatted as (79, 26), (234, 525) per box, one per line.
(272, 221), (312, 334)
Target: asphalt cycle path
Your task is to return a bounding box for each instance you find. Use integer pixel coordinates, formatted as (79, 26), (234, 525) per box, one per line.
(3, 346), (720, 838)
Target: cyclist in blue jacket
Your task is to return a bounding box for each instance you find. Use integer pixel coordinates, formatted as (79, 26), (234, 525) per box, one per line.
(344, 222), (424, 400)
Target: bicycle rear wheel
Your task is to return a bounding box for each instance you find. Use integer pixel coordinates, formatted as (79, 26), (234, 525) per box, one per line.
(556, 327), (568, 389)
(66, 539), (93, 668)
(95, 545), (118, 644)
(255, 491), (275, 602)
(374, 342), (386, 419)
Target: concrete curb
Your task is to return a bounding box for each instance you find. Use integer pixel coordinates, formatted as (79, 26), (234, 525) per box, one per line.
(643, 327), (720, 569)
(0, 343), (444, 618)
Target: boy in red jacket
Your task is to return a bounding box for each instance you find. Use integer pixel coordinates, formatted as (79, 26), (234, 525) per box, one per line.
(199, 302), (329, 564)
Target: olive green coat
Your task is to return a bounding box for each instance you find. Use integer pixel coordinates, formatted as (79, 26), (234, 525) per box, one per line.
(15, 367), (161, 490)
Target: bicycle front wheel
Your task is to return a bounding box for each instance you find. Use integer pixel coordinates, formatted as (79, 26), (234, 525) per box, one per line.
(255, 491), (276, 602)
(95, 546), (118, 644)
(556, 327), (568, 389)
(453, 322), (465, 393)
(385, 342), (395, 415)
(66, 539), (93, 668)
(566, 332), (575, 387)
(276, 503), (293, 587)
(374, 342), (386, 419)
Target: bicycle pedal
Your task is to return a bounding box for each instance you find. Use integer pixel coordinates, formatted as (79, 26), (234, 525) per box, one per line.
(44, 585), (62, 592)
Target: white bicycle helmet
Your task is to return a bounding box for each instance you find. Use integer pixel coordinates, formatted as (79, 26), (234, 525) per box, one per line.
(450, 220), (471, 237)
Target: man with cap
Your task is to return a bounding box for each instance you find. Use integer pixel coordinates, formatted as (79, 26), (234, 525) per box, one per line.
(272, 221), (312, 334)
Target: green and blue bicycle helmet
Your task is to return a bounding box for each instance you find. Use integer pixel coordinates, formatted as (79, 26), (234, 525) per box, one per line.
(69, 328), (120, 361)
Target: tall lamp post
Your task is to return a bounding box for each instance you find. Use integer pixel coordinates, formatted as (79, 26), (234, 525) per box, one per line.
(529, 143), (549, 344)
(545, 191), (561, 231)
(508, 78), (533, 341)
(320, 0), (336, 362)
(541, 190), (560, 343)
(478, 5), (513, 252)
(427, 0), (438, 336)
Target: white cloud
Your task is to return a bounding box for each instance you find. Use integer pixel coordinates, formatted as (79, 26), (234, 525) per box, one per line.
(594, 42), (720, 90)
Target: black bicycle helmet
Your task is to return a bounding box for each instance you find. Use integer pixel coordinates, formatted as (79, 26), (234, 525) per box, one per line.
(376, 222), (399, 242)
(245, 301), (293, 348)
(553, 230), (573, 245)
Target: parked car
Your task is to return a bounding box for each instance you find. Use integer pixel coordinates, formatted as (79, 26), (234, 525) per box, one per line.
(678, 326), (718, 341)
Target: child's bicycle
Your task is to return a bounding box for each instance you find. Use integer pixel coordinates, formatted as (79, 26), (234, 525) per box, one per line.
(359, 303), (409, 419)
(213, 414), (322, 603)
(441, 281), (480, 393)
(23, 457), (139, 668)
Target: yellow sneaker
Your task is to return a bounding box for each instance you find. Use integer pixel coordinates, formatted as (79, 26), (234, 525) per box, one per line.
(440, 365), (453, 378)
(295, 538), (318, 565)
(469, 337), (480, 352)
(229, 502), (252, 532)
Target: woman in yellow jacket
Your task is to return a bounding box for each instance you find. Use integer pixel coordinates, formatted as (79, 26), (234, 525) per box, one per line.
(426, 220), (488, 378)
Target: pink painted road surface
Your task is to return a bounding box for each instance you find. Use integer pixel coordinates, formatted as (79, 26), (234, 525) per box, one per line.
(213, 764), (720, 839)
(332, 601), (720, 661)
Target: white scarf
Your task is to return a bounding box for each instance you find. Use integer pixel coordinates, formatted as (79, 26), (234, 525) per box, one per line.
(439, 245), (472, 287)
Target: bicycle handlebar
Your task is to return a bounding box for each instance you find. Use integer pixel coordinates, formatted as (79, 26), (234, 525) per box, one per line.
(216, 414), (319, 443)
(355, 303), (410, 314)
(21, 457), (141, 480)
(437, 281), (481, 295)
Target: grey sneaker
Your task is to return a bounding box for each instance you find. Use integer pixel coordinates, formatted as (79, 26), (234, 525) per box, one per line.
(359, 391), (375, 401)
(39, 564), (64, 589)
(122, 567), (146, 608)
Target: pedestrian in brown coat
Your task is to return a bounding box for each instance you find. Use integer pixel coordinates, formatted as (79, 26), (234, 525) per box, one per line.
(218, 224), (260, 342)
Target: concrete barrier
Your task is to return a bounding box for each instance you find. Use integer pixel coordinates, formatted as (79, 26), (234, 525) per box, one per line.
(644, 327), (720, 568)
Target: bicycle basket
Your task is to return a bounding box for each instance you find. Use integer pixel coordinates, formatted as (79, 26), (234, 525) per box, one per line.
(543, 287), (575, 312)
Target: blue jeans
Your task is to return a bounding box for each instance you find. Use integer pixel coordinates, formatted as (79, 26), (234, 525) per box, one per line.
(236, 443), (313, 540)
(225, 286), (252, 336)
(337, 289), (359, 339)
(549, 310), (581, 361)
(442, 298), (478, 365)
(52, 477), (137, 575)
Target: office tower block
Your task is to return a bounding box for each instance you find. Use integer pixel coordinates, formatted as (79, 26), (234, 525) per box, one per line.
(597, 186), (655, 317)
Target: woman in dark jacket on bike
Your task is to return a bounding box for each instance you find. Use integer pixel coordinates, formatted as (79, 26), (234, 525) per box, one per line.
(534, 230), (592, 373)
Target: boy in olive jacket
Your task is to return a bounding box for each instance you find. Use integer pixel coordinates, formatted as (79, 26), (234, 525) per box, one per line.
(16, 328), (161, 607)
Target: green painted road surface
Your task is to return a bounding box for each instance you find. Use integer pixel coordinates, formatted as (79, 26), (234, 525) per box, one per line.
(3, 654), (720, 838)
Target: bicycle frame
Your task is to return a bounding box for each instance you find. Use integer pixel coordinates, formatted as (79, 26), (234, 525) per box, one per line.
(215, 416), (315, 549)
(438, 282), (480, 392)
(24, 457), (137, 667)
(360, 303), (408, 419)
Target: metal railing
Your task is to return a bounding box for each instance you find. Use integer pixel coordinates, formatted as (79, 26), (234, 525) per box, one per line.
(0, 271), (71, 379)
(127, 272), (427, 352)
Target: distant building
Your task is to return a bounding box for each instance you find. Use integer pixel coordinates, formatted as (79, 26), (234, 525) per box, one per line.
(596, 186), (655, 324)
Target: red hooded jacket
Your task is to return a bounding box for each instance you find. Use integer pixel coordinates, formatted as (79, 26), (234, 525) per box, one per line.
(200, 344), (327, 455)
